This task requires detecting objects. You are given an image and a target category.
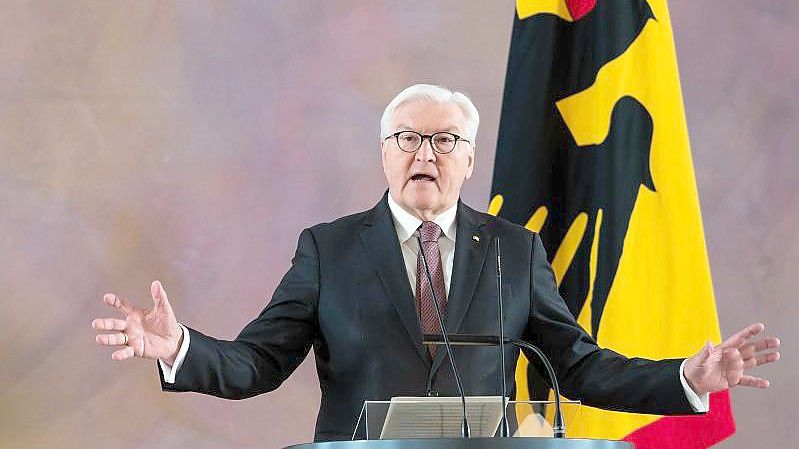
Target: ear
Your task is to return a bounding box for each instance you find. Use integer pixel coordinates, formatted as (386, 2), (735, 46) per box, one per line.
(464, 144), (475, 180)
(380, 139), (389, 174)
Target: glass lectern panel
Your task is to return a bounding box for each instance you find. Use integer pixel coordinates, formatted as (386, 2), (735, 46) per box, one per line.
(352, 397), (581, 440)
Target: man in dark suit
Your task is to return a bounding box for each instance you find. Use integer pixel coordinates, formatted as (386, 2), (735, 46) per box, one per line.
(92, 84), (780, 442)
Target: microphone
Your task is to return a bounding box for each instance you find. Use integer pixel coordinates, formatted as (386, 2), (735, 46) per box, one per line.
(495, 237), (510, 437)
(422, 333), (567, 438)
(417, 235), (470, 438)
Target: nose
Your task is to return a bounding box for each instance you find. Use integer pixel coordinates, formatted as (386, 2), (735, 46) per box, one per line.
(415, 137), (437, 163)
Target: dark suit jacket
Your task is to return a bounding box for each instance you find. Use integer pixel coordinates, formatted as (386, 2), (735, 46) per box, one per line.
(159, 193), (696, 441)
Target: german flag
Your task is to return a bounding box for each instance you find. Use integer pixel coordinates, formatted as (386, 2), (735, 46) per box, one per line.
(489, 1), (736, 447)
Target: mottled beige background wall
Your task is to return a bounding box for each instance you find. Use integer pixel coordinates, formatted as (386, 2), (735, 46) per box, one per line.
(0, 1), (795, 448)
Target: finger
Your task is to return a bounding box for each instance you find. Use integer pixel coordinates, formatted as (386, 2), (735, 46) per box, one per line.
(759, 336), (781, 350)
(91, 318), (125, 331)
(738, 375), (770, 389)
(111, 345), (135, 361)
(721, 323), (765, 349)
(751, 336), (781, 351)
(746, 351), (781, 368)
(103, 293), (134, 315)
(91, 318), (126, 331)
(741, 336), (781, 357)
(95, 332), (128, 346)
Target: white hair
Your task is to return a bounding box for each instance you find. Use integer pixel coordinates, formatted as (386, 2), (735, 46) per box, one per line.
(379, 84), (479, 145)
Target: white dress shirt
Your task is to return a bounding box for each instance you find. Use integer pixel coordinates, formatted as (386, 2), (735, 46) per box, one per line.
(387, 193), (457, 297)
(159, 193), (709, 412)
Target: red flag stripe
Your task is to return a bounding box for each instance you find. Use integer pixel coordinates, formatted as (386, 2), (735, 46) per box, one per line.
(623, 391), (736, 449)
(565, 0), (597, 20)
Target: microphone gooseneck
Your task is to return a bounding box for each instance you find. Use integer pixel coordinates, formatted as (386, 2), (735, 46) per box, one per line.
(417, 235), (470, 438)
(510, 340), (565, 438)
(495, 237), (510, 437)
(419, 334), (568, 438)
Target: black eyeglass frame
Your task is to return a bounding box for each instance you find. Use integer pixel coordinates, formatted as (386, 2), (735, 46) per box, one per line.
(384, 130), (471, 154)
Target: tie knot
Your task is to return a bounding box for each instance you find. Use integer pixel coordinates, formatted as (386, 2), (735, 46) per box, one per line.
(419, 221), (442, 243)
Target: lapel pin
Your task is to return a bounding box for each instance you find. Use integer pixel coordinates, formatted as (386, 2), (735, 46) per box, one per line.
(472, 235), (480, 242)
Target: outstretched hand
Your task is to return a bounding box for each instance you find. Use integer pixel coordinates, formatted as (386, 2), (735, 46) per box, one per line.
(91, 280), (183, 365)
(683, 322), (780, 395)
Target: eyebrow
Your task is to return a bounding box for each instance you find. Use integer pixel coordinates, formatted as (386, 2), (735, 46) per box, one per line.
(393, 124), (463, 133)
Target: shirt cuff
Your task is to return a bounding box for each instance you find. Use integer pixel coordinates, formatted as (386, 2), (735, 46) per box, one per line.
(679, 358), (710, 412)
(158, 324), (190, 384)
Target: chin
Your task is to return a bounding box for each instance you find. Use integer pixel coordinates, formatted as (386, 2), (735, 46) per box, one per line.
(403, 190), (440, 212)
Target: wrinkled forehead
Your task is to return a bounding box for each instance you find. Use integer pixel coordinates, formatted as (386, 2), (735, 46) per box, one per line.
(391, 99), (467, 134)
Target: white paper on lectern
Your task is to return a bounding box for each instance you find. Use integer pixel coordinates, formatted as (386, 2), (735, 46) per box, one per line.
(379, 396), (506, 439)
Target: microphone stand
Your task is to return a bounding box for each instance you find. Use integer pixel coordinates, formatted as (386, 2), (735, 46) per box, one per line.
(417, 235), (470, 438)
(495, 237), (510, 437)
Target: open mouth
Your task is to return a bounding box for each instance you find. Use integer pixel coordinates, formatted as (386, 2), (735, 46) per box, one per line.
(410, 174), (436, 182)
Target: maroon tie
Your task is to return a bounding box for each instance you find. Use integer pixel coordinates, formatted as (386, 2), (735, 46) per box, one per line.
(416, 221), (447, 357)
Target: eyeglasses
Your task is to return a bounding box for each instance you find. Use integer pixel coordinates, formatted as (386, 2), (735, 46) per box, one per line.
(384, 130), (470, 154)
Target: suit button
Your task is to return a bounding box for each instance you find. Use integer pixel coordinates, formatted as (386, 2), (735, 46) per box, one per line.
(426, 389), (439, 397)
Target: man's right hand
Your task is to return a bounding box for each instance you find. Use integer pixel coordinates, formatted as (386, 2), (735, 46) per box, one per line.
(92, 280), (183, 365)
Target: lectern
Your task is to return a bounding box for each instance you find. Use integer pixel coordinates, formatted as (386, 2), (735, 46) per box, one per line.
(283, 399), (632, 449)
(286, 438), (631, 449)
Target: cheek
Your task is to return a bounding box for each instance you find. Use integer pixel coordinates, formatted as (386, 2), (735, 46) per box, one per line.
(441, 161), (470, 188)
(384, 157), (409, 184)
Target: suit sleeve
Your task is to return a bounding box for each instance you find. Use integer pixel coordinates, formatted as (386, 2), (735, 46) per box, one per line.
(524, 233), (697, 415)
(158, 228), (320, 399)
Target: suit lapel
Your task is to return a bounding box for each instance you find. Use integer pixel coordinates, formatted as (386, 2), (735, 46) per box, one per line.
(430, 201), (491, 378)
(360, 193), (431, 367)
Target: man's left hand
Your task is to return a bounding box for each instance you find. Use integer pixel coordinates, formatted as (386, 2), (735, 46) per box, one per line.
(684, 322), (780, 395)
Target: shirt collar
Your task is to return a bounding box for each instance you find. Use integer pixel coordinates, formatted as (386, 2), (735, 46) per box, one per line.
(387, 192), (458, 244)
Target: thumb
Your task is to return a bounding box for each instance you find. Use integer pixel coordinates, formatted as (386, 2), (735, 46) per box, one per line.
(151, 280), (168, 308)
(697, 341), (713, 363)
